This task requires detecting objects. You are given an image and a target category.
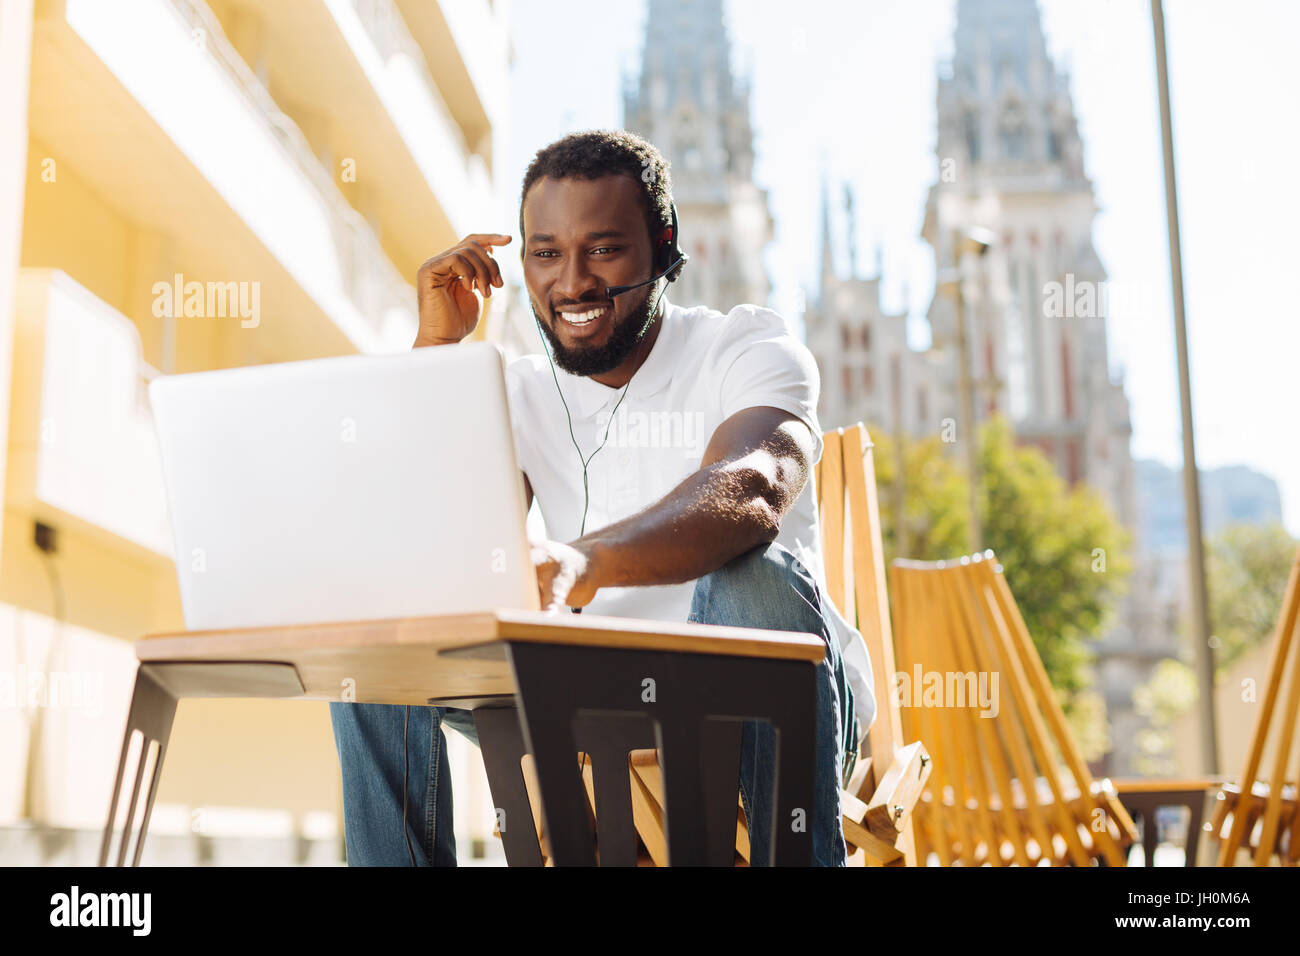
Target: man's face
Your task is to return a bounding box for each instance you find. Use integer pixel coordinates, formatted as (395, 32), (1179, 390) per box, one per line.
(521, 174), (660, 377)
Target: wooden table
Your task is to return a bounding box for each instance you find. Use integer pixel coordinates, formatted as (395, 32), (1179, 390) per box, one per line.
(99, 609), (825, 867)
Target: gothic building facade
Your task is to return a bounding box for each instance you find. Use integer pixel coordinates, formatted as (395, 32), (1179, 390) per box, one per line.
(810, 0), (1168, 774)
(622, 0), (773, 310)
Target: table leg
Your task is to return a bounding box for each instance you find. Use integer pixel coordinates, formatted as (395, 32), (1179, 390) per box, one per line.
(473, 705), (544, 867)
(1185, 794), (1206, 867)
(700, 718), (744, 865)
(1141, 802), (1159, 868)
(98, 667), (177, 867)
(757, 660), (817, 867)
(572, 713), (657, 866)
(506, 642), (817, 867)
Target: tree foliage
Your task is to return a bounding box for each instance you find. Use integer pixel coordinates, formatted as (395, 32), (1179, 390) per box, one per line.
(1205, 521), (1298, 673)
(870, 416), (1131, 705)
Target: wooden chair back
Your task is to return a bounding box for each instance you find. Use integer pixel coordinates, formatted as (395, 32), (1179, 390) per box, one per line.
(890, 553), (1138, 865)
(1210, 547), (1300, 866)
(815, 424), (925, 865)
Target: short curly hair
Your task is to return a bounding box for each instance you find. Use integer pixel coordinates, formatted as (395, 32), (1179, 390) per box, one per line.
(519, 129), (682, 281)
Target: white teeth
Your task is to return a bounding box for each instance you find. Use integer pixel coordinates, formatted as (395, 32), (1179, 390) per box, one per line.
(559, 307), (606, 326)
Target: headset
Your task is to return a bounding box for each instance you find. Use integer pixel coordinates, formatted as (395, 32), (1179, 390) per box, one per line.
(605, 200), (689, 298)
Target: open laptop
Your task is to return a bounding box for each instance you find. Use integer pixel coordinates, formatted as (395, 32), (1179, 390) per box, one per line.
(148, 342), (539, 632)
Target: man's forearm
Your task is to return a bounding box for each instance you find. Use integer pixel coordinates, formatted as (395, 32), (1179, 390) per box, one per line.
(574, 461), (787, 589)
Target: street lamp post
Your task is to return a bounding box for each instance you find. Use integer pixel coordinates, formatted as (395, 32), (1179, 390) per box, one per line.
(1151, 0), (1218, 775)
(939, 227), (995, 553)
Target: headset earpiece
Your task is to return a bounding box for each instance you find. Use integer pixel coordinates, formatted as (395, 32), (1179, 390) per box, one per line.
(661, 202), (684, 283)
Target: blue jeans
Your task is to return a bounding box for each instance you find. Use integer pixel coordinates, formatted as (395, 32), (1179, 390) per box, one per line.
(328, 542), (853, 866)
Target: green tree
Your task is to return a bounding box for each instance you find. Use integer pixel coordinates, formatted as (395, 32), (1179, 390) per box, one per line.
(870, 416), (1130, 718)
(1132, 658), (1199, 776)
(1205, 521), (1298, 673)
(979, 417), (1132, 700)
(1130, 521), (1296, 774)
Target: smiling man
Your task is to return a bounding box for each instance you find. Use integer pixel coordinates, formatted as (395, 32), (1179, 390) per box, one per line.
(328, 129), (875, 867)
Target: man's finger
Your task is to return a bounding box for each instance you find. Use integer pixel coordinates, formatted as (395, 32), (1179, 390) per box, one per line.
(450, 249), (490, 297)
(464, 233), (512, 251)
(464, 242), (504, 292)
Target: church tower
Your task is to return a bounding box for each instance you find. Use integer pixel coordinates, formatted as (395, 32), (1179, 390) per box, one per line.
(921, 0), (1136, 532)
(623, 0), (773, 309)
(922, 0), (1162, 775)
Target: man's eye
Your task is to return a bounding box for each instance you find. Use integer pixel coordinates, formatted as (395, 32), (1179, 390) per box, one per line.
(592, 247), (619, 255)
(534, 251), (557, 258)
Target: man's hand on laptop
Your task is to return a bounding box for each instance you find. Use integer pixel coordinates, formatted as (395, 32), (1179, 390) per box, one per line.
(531, 540), (597, 612)
(414, 234), (511, 348)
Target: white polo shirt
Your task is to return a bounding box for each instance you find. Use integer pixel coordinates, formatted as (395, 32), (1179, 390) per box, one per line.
(505, 295), (875, 743)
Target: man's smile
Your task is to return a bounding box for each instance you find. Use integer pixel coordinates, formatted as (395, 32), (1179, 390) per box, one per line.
(555, 304), (613, 339)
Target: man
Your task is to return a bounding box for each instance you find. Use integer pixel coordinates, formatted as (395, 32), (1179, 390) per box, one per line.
(329, 129), (875, 866)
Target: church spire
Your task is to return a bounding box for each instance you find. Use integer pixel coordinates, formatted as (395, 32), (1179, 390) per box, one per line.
(940, 0), (1088, 181)
(819, 166), (835, 303)
(843, 182), (857, 280)
(622, 0), (773, 309)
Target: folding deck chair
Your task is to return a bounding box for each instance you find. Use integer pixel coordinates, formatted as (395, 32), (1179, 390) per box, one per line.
(890, 553), (1138, 865)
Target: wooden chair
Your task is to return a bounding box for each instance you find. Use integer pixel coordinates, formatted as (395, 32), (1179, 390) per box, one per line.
(1207, 547), (1300, 866)
(890, 553), (1138, 865)
(625, 423), (931, 865)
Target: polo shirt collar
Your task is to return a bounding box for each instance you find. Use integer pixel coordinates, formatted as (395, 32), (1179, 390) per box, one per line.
(551, 295), (680, 419)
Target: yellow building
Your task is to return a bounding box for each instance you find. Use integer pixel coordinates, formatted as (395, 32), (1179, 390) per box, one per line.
(1, 0), (512, 864)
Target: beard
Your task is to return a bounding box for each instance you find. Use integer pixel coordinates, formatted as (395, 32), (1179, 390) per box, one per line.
(532, 284), (659, 377)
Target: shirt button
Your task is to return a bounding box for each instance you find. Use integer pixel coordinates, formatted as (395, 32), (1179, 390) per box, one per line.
(618, 453), (630, 466)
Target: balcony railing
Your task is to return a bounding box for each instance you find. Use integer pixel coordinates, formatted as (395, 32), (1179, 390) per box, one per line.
(327, 0), (493, 232)
(9, 269), (172, 559)
(165, 0), (416, 346)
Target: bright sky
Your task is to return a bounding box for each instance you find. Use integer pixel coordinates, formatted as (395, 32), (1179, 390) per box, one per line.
(506, 0), (1300, 534)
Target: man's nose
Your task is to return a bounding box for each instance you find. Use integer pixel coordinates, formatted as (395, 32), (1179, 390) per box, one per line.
(554, 253), (602, 303)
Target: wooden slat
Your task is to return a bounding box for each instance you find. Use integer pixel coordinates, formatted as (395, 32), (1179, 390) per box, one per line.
(926, 570), (1002, 864)
(1112, 778), (1222, 794)
(1254, 616), (1300, 866)
(819, 429), (847, 614)
(628, 763), (668, 867)
(910, 569), (973, 863)
(944, 565), (1033, 866)
(1221, 550), (1300, 865)
(975, 561), (1095, 865)
(980, 559), (1131, 863)
(955, 562), (1056, 865)
(843, 425), (905, 782)
(894, 565), (953, 866)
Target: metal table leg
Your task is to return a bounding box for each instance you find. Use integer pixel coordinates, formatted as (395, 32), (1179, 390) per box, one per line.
(506, 642), (817, 866)
(99, 668), (177, 867)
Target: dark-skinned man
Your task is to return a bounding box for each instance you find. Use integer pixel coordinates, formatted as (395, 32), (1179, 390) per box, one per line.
(328, 129), (875, 866)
